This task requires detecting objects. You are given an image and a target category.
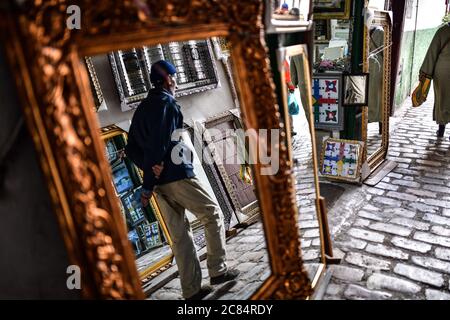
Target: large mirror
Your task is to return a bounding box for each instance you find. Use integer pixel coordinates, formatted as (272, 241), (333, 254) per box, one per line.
(7, 0), (315, 300)
(278, 44), (336, 296)
(84, 37), (270, 300)
(363, 9), (392, 171)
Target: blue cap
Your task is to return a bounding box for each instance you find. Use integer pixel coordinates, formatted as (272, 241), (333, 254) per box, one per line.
(281, 3), (288, 9)
(150, 60), (177, 84)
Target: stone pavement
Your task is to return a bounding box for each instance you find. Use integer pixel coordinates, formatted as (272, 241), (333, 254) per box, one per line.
(324, 93), (450, 300)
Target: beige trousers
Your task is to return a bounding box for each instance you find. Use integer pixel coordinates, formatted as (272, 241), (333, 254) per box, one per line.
(154, 177), (227, 298)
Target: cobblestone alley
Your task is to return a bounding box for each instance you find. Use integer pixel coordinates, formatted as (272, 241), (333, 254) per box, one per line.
(146, 93), (450, 300)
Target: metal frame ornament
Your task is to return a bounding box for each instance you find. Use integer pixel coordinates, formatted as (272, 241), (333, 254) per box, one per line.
(2, 0), (312, 299)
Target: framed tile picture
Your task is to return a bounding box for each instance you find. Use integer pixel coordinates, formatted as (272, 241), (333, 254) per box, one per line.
(320, 138), (364, 182)
(312, 72), (344, 130)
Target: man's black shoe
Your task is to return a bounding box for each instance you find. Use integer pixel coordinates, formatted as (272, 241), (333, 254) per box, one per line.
(185, 286), (213, 300)
(210, 269), (240, 285)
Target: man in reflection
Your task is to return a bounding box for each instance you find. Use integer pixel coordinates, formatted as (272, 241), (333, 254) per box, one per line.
(125, 60), (239, 300)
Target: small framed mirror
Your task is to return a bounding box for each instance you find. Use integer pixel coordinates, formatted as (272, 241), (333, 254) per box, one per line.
(342, 73), (370, 107)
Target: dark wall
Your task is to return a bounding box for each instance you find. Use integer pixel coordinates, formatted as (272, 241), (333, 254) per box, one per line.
(0, 45), (80, 299)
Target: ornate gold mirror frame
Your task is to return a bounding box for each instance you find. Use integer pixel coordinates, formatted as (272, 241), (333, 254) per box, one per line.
(84, 56), (106, 112)
(2, 0), (312, 299)
(362, 9), (392, 172)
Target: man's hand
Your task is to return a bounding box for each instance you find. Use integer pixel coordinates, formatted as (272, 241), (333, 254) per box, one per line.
(141, 190), (152, 207)
(152, 161), (164, 179)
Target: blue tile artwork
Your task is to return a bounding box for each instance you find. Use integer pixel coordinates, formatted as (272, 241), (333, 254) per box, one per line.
(321, 138), (361, 180)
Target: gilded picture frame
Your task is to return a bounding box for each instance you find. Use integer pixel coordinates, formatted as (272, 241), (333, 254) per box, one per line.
(2, 0), (312, 299)
(361, 9), (392, 172)
(312, 0), (352, 20)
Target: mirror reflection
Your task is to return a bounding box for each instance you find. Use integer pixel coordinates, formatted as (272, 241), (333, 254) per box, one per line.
(312, 18), (352, 167)
(272, 0), (311, 22)
(84, 37), (269, 300)
(314, 19), (351, 72)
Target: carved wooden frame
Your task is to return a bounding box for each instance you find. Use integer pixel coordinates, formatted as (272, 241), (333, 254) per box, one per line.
(2, 0), (312, 299)
(361, 9), (392, 172)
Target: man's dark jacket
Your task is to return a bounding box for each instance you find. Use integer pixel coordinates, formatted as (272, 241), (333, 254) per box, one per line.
(125, 88), (195, 192)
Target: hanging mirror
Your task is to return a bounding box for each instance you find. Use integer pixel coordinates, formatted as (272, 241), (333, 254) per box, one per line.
(109, 41), (220, 112)
(362, 9), (392, 171)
